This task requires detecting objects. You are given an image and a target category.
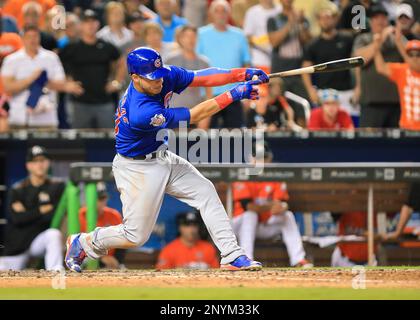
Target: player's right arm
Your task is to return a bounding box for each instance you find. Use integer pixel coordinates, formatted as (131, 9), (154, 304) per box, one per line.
(189, 80), (260, 124)
(189, 68), (268, 88)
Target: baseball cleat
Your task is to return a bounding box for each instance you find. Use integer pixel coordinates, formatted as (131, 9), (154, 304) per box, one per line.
(65, 234), (87, 273)
(294, 259), (314, 269)
(221, 255), (262, 271)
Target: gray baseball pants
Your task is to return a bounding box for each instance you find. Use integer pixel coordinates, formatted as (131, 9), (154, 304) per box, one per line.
(79, 151), (245, 265)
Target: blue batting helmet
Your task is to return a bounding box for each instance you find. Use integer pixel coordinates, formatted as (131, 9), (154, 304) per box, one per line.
(126, 47), (171, 80)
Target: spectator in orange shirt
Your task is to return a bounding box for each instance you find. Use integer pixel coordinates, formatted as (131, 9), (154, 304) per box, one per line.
(0, 8), (23, 132)
(79, 182), (125, 269)
(156, 211), (219, 270)
(3, 0), (56, 30)
(308, 88), (354, 130)
(374, 37), (420, 131)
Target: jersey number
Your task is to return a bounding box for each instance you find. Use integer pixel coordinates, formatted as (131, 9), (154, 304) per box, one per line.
(115, 96), (128, 136)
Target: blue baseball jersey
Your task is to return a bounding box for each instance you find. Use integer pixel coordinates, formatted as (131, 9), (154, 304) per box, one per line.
(115, 65), (195, 157)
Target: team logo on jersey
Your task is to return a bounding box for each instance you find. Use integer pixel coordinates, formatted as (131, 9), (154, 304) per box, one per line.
(38, 192), (50, 203)
(150, 113), (166, 126)
(154, 58), (162, 68)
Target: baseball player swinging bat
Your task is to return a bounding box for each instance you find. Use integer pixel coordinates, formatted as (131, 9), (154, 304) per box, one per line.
(267, 57), (365, 79)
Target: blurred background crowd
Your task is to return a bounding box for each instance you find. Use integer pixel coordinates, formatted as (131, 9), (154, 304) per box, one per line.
(0, 0), (418, 132)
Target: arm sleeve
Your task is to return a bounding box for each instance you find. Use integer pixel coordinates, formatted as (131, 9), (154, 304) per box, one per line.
(7, 188), (41, 226)
(190, 67), (246, 87)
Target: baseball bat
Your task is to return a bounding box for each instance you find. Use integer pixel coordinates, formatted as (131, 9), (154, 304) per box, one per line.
(268, 57), (365, 79)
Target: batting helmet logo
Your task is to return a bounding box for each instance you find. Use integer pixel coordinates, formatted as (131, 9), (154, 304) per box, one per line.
(126, 47), (170, 80)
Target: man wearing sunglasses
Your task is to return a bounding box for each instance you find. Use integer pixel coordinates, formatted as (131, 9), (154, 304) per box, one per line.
(374, 38), (420, 130)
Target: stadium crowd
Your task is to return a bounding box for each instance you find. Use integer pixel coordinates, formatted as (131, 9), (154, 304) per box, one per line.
(0, 0), (418, 131)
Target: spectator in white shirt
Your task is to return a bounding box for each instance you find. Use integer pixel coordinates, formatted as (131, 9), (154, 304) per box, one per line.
(97, 1), (134, 50)
(1, 25), (83, 129)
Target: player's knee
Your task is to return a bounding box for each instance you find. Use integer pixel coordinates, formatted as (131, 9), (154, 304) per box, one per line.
(123, 227), (149, 247)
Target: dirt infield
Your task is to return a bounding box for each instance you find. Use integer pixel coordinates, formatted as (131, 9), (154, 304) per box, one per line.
(1, 268), (420, 289)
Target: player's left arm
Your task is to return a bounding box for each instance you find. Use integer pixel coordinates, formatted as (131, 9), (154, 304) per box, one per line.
(189, 67), (269, 88)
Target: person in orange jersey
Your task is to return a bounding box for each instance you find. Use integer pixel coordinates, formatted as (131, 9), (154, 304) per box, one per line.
(156, 211), (219, 270)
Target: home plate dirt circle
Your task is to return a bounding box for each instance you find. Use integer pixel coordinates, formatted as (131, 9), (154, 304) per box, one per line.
(1, 269), (420, 289)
